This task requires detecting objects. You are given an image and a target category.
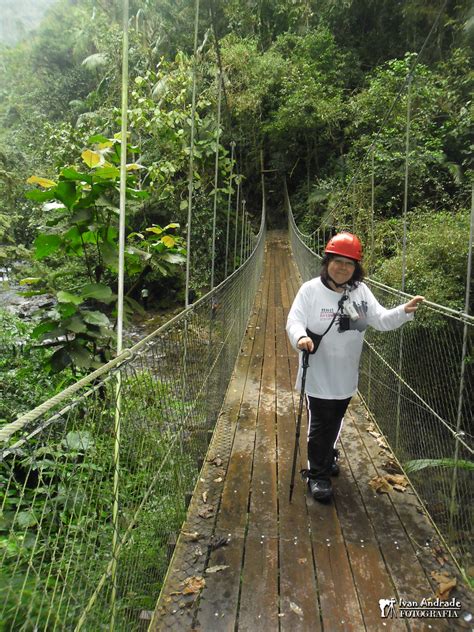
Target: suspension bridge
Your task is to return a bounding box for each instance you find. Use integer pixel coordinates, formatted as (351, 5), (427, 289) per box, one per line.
(151, 230), (472, 632)
(1, 1), (473, 630)
(1, 204), (472, 630)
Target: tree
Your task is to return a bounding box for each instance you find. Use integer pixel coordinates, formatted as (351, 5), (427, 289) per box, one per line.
(26, 135), (185, 372)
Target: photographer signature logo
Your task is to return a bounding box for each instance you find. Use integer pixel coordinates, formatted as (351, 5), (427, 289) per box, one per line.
(379, 598), (396, 618)
(378, 597), (462, 619)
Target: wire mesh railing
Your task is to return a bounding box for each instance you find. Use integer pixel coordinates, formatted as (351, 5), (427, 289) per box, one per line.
(0, 207), (265, 631)
(286, 192), (473, 578)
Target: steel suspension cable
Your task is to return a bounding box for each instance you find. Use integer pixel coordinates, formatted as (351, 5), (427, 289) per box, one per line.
(233, 179), (241, 270)
(185, 0), (200, 308)
(225, 142), (236, 278)
(395, 72), (412, 450)
(208, 0), (246, 281)
(449, 183), (474, 524)
(110, 0), (129, 627)
(210, 71), (222, 290)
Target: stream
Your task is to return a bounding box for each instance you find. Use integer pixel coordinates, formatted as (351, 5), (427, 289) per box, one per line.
(0, 267), (176, 345)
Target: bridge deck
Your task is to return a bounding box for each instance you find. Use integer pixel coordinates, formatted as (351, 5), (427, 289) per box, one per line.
(151, 232), (467, 632)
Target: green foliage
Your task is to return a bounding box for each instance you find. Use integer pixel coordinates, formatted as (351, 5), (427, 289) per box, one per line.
(1, 371), (196, 629)
(375, 210), (469, 309)
(25, 136), (185, 372)
(0, 309), (73, 422)
(405, 458), (474, 473)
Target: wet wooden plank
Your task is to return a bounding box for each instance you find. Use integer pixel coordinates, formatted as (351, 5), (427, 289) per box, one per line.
(272, 238), (322, 629)
(150, 346), (256, 629)
(307, 495), (366, 632)
(340, 403), (447, 632)
(238, 259), (279, 631)
(334, 449), (409, 632)
(276, 317), (322, 630)
(151, 261), (268, 631)
(195, 267), (271, 630)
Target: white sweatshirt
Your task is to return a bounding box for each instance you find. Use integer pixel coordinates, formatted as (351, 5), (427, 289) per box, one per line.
(286, 277), (413, 399)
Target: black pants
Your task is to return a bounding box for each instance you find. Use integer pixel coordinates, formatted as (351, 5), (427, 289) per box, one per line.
(306, 395), (351, 481)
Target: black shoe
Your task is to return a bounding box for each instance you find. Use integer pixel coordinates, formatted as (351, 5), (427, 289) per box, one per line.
(331, 449), (340, 477)
(308, 478), (332, 502)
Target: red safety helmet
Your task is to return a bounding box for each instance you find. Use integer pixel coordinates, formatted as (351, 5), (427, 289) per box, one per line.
(325, 232), (363, 261)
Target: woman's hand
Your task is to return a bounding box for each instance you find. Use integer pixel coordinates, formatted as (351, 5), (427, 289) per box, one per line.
(404, 296), (425, 313)
(297, 336), (314, 352)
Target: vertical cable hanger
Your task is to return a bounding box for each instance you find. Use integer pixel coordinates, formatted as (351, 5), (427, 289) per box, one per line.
(185, 0), (201, 308)
(110, 0), (129, 628)
(210, 70), (222, 290)
(225, 142), (236, 278)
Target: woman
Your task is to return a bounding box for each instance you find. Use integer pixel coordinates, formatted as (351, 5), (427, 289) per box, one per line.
(286, 232), (424, 502)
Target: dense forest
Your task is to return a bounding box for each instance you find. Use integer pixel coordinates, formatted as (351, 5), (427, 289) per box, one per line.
(1, 2), (473, 628)
(0, 0), (472, 417)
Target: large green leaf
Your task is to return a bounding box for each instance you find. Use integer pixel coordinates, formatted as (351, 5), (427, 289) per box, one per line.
(126, 187), (149, 199)
(80, 230), (100, 245)
(88, 134), (111, 144)
(57, 291), (83, 306)
(404, 458), (474, 473)
(68, 342), (93, 368)
(70, 208), (93, 224)
(31, 321), (56, 339)
(61, 167), (93, 184)
(82, 311), (110, 327)
(26, 189), (55, 202)
(50, 347), (72, 372)
(58, 303), (78, 319)
(17, 511), (38, 529)
(34, 234), (61, 259)
(94, 166), (120, 180)
(80, 283), (113, 302)
(63, 431), (94, 452)
(100, 241), (119, 268)
(63, 226), (83, 247)
(64, 315), (87, 333)
(55, 181), (78, 209)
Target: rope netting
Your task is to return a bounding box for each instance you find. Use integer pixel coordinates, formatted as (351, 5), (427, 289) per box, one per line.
(0, 207), (265, 631)
(286, 191), (473, 577)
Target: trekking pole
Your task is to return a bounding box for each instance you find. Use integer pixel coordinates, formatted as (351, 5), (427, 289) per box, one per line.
(289, 349), (309, 503)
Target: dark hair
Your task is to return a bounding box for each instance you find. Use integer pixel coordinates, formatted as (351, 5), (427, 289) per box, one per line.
(320, 254), (365, 288)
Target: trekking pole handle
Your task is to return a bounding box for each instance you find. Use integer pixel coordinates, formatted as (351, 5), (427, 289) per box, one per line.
(302, 349), (309, 370)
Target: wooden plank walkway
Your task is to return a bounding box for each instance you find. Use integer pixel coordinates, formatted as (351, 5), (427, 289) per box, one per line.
(151, 231), (471, 632)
